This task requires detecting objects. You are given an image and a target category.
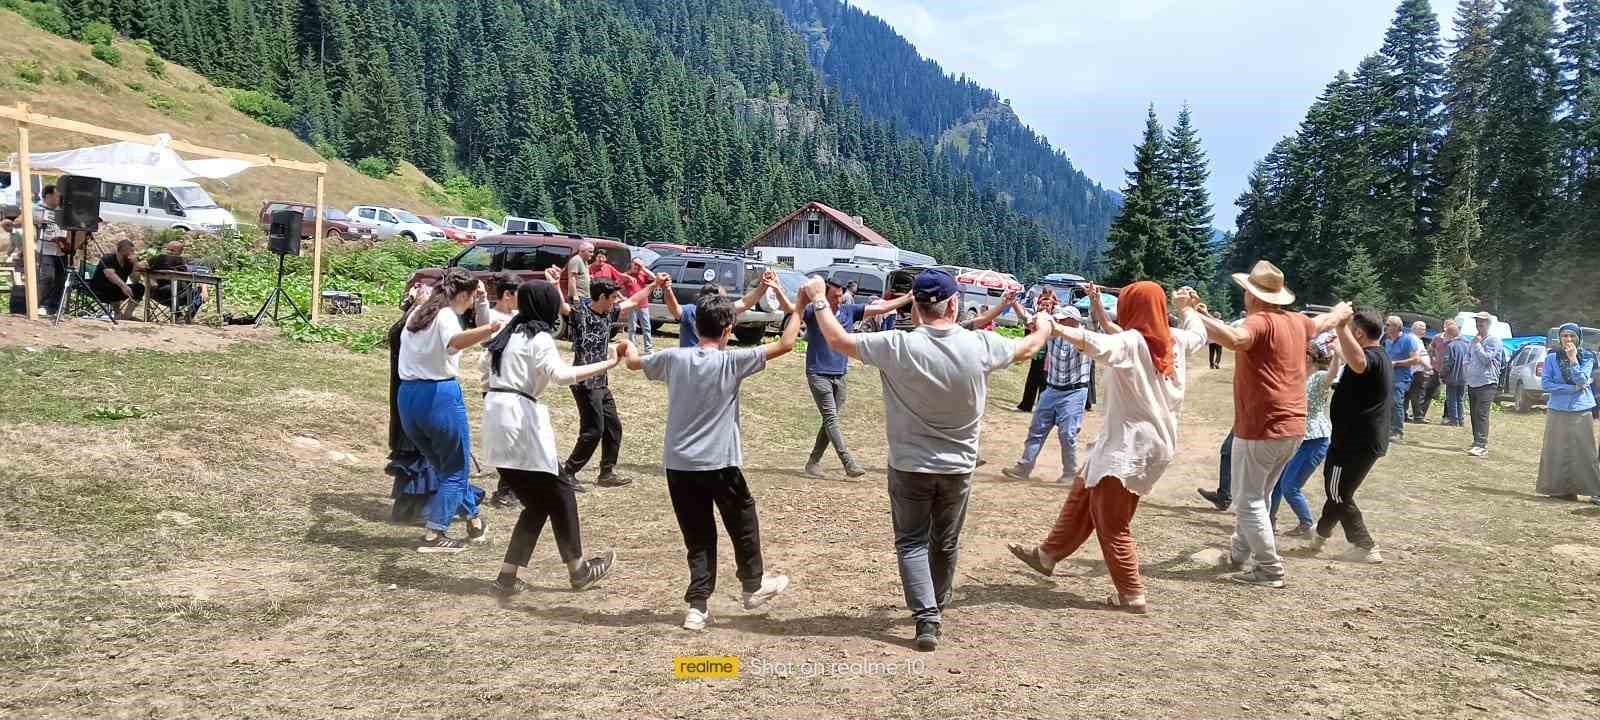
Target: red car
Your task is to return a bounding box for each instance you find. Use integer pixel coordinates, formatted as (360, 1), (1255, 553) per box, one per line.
(419, 215), (474, 244)
(257, 200), (376, 242)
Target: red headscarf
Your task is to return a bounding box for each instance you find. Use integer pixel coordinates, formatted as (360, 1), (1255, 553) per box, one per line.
(1117, 281), (1175, 377)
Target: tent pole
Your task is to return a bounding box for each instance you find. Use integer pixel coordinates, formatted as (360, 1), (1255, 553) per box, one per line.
(16, 102), (38, 321)
(309, 174), (325, 324)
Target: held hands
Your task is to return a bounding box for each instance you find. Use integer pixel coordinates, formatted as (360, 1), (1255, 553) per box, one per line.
(1085, 282), (1102, 304)
(799, 276), (826, 302)
(543, 266), (562, 284)
(1029, 312), (1055, 334)
(486, 320), (504, 335)
(1331, 301), (1354, 325)
(610, 338), (630, 365)
(653, 272), (672, 288)
(474, 281), (488, 304)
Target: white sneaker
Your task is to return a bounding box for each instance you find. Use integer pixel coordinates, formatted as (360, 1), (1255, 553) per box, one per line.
(683, 606), (712, 631)
(742, 574), (791, 610)
(1346, 546), (1384, 564)
(1467, 446), (1487, 458)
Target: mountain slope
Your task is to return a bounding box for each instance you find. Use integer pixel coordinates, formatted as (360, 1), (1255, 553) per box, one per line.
(772, 0), (1121, 259)
(0, 9), (450, 222)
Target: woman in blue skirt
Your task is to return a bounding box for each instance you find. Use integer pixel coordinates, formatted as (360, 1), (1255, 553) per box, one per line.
(398, 268), (504, 553)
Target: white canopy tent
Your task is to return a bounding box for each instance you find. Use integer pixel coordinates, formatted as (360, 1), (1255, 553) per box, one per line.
(0, 103), (329, 322)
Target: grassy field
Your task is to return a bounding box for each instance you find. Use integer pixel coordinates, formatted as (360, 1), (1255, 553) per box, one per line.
(0, 314), (1596, 719)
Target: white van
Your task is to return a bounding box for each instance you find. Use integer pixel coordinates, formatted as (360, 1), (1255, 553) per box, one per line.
(95, 175), (238, 233)
(502, 215), (560, 233)
(442, 215), (504, 240)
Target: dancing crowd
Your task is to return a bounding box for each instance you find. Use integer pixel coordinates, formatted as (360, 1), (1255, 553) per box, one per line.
(383, 256), (1600, 652)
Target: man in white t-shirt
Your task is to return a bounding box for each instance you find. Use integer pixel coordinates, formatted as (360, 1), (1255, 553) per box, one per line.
(804, 269), (1053, 652)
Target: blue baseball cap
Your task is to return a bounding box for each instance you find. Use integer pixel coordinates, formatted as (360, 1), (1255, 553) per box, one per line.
(913, 269), (960, 303)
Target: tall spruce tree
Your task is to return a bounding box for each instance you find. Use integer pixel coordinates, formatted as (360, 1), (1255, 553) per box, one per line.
(1434, 0), (1499, 307)
(1163, 105), (1216, 290)
(1558, 0), (1600, 199)
(1103, 106), (1172, 285)
(1376, 0), (1446, 259)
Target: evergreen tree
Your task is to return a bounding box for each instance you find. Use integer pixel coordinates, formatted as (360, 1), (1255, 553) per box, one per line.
(1558, 0), (1600, 199)
(1376, 0), (1447, 252)
(1103, 106), (1171, 285)
(1338, 247), (1391, 311)
(1163, 104), (1216, 290)
(1413, 258), (1465, 316)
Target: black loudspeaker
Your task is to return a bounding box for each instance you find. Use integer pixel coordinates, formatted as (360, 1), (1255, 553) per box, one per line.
(58, 175), (101, 230)
(268, 209), (303, 256)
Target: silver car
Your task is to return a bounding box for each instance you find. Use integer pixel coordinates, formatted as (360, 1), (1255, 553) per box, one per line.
(1501, 344), (1548, 413)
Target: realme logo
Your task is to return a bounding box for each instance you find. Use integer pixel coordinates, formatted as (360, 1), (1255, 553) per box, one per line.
(674, 655), (740, 679)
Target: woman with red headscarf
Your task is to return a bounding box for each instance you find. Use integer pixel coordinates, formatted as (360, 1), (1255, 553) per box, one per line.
(1005, 282), (1208, 613)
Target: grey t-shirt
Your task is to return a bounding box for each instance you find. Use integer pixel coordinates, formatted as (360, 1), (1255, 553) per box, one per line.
(856, 325), (1019, 474)
(642, 346), (768, 471)
(566, 255), (591, 300)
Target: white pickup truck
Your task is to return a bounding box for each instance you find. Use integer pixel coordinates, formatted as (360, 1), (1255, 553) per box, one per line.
(348, 205), (445, 242)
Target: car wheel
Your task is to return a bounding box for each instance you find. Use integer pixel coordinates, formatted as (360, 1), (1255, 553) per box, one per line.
(325, 228), (344, 242)
(733, 326), (766, 345)
(400, 231), (416, 242)
(1514, 382), (1531, 413)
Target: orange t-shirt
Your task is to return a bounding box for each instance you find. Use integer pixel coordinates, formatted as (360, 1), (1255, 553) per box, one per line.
(1233, 310), (1316, 440)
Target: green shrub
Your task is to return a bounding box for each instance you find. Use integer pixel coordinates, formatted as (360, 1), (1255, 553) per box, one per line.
(74, 67), (107, 90)
(14, 60), (43, 84)
(313, 140), (341, 159)
(50, 64), (70, 83)
(78, 20), (115, 46)
(144, 93), (187, 118)
(91, 44), (121, 67)
(442, 175), (506, 219)
(144, 56), (165, 79)
(355, 156), (395, 179)
(133, 39), (154, 53)
(124, 80), (143, 92)
(2, 0), (70, 37)
(227, 88), (294, 127)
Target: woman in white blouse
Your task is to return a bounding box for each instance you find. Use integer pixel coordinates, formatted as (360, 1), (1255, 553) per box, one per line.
(482, 280), (626, 596)
(398, 268), (504, 554)
(1005, 282), (1208, 613)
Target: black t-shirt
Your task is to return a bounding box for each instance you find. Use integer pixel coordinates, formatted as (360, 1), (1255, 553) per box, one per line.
(147, 254), (187, 290)
(1328, 345), (1394, 461)
(90, 253), (134, 296)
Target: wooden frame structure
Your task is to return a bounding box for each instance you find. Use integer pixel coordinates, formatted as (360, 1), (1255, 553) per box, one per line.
(1, 102), (333, 322)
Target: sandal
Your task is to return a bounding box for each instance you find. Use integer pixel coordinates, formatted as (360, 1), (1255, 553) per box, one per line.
(1007, 543), (1056, 577)
(1106, 592), (1149, 614)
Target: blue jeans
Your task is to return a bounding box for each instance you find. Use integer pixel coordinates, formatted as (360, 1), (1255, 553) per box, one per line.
(888, 468), (972, 624)
(1392, 375), (1412, 435)
(397, 379), (480, 532)
(1270, 437), (1328, 527)
(628, 308), (653, 351)
(1017, 387), (1087, 478)
(1444, 383), (1465, 424)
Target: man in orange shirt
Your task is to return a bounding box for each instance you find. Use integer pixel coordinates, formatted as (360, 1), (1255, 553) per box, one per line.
(1197, 261), (1349, 588)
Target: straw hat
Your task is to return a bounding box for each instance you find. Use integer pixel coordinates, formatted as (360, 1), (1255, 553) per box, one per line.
(1232, 260), (1296, 306)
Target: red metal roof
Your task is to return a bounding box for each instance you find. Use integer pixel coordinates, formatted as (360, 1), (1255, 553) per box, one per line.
(746, 201), (895, 248)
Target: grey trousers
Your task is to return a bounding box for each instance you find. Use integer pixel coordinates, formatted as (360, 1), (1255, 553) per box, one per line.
(1468, 384), (1496, 448)
(1229, 436), (1300, 578)
(888, 468), (972, 624)
(807, 373), (857, 468)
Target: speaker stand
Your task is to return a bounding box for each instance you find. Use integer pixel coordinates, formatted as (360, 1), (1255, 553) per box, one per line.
(254, 253), (307, 326)
(52, 238), (118, 327)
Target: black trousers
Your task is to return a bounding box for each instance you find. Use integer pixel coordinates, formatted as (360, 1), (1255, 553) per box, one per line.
(38, 254), (65, 312)
(1208, 343), (1223, 369)
(1407, 372), (1437, 420)
(1468, 384), (1496, 448)
(499, 468), (582, 565)
(1316, 453), (1378, 548)
(1017, 355), (1045, 411)
(665, 467), (764, 609)
(566, 384), (621, 475)
(91, 281), (145, 305)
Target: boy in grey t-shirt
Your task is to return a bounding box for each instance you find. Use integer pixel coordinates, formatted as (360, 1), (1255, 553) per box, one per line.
(624, 284), (800, 632)
(802, 270), (1053, 652)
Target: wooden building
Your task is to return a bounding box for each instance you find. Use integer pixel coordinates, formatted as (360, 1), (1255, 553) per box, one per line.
(746, 201), (894, 251)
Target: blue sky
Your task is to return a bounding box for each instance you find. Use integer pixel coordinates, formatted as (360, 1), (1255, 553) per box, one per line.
(846, 0), (1445, 228)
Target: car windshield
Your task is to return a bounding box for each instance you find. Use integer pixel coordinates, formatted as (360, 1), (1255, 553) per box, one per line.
(169, 186), (218, 209)
(775, 270), (807, 297)
(391, 209), (423, 224)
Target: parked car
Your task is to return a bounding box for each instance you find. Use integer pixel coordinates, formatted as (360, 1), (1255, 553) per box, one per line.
(955, 269), (1025, 327)
(0, 171), (44, 218)
(626, 245), (661, 270)
(418, 214), (473, 244)
(502, 215), (561, 234)
(1500, 343), (1549, 413)
(406, 230), (631, 328)
(95, 174), (238, 233)
(647, 250), (782, 344)
(349, 205), (445, 242)
(257, 200), (376, 243)
(810, 261), (893, 303)
(441, 215), (504, 240)
(882, 265), (965, 330)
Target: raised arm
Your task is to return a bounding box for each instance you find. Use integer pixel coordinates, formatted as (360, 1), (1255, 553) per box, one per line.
(1198, 312), (1253, 351)
(1335, 318), (1367, 375)
(617, 274), (665, 313)
(862, 292), (912, 320)
(661, 272), (684, 320)
(449, 321), (503, 351)
(1012, 312), (1055, 364)
(1085, 283), (1121, 333)
(622, 334), (646, 371)
(762, 308), (803, 361)
(802, 277), (862, 361)
(968, 300), (1011, 330)
(733, 276), (768, 314)
(1312, 302), (1353, 335)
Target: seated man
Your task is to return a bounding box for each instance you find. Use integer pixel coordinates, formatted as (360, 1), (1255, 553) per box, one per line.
(146, 240), (204, 321)
(89, 239), (146, 319)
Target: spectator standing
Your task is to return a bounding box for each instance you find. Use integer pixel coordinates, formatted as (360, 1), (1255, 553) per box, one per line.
(623, 259), (655, 353)
(1406, 321), (1435, 422)
(1381, 316), (1423, 441)
(1534, 324), (1600, 503)
(1442, 322), (1470, 427)
(1463, 312), (1507, 458)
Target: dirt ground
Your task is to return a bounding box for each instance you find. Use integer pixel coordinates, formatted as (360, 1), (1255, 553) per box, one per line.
(0, 314), (268, 353)
(0, 331), (1596, 719)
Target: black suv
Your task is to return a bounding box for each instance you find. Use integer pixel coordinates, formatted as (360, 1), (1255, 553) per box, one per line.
(647, 250), (782, 344)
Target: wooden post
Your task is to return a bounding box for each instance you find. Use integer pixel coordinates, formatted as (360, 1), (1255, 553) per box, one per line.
(16, 102), (37, 320)
(309, 174), (325, 324)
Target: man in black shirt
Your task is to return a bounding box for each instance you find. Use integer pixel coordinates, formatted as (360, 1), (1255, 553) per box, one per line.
(560, 276), (662, 490)
(147, 240), (203, 322)
(89, 239), (146, 319)
(1307, 309), (1393, 563)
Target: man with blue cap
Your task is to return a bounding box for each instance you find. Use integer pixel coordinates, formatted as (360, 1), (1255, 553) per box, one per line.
(801, 268), (1054, 652)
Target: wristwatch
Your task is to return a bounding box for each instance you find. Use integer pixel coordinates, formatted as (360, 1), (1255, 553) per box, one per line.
(812, 299), (828, 312)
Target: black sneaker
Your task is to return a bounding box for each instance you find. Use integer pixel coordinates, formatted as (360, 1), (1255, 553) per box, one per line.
(417, 535), (469, 554)
(914, 621), (941, 652)
(570, 550), (616, 591)
(595, 472), (633, 488)
(1197, 488), (1229, 511)
(560, 470), (588, 494)
(490, 489), (517, 508)
(844, 464), (867, 479)
(493, 575), (530, 597)
(466, 517), (489, 544)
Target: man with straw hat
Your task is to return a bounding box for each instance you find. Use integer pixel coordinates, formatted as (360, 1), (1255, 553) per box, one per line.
(1196, 261), (1349, 588)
